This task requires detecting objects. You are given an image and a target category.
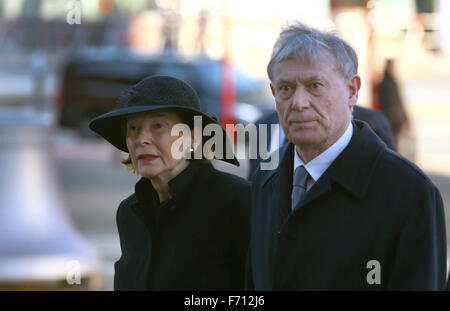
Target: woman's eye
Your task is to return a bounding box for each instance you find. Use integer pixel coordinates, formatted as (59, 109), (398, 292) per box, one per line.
(153, 122), (165, 129)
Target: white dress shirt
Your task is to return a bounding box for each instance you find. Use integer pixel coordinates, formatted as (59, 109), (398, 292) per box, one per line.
(293, 122), (354, 191)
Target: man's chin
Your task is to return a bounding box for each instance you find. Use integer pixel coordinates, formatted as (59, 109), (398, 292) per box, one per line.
(290, 135), (324, 149)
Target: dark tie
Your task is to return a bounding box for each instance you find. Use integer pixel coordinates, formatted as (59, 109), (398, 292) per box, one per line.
(291, 166), (309, 211)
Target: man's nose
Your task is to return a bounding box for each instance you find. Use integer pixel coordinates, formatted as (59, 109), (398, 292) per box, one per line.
(291, 87), (310, 110)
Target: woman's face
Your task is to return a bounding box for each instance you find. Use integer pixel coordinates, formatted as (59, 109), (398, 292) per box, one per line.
(126, 110), (189, 180)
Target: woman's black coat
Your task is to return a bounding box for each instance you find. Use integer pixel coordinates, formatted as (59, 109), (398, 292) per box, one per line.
(113, 161), (251, 290)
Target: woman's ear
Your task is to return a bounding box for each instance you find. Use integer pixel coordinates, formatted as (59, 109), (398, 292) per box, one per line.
(191, 128), (202, 150)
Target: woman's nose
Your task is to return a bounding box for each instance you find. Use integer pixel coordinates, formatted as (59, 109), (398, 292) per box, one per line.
(135, 129), (153, 145)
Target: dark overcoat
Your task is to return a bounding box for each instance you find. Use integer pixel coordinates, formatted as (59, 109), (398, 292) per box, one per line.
(114, 161), (251, 290)
(247, 120), (446, 290)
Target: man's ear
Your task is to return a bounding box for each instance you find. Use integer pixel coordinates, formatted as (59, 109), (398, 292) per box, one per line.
(347, 75), (361, 109)
(270, 83), (276, 97)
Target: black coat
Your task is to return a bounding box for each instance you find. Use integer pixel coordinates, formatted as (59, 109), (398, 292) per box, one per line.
(248, 106), (396, 179)
(247, 120), (446, 290)
(114, 161), (251, 290)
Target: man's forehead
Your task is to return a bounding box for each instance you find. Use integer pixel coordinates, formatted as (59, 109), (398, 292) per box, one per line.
(274, 60), (337, 80)
(274, 56), (339, 82)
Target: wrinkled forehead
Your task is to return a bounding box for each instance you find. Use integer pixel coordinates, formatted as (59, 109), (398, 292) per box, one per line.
(273, 51), (340, 80)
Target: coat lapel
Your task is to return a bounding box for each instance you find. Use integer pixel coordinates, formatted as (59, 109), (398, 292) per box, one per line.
(262, 142), (294, 222)
(293, 120), (387, 211)
(327, 120), (386, 199)
(293, 175), (332, 211)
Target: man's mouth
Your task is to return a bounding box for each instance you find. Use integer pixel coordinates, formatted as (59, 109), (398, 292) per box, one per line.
(290, 119), (316, 126)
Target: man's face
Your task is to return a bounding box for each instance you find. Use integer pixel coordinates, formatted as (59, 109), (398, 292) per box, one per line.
(270, 52), (360, 156)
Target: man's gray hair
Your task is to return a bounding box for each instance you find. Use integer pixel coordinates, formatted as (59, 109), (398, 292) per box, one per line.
(267, 21), (358, 81)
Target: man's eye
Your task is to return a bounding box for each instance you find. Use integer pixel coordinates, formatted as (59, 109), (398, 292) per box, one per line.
(127, 124), (137, 131)
(279, 85), (291, 92)
(311, 82), (321, 89)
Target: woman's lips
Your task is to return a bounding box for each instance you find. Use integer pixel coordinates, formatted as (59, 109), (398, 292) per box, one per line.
(137, 154), (159, 162)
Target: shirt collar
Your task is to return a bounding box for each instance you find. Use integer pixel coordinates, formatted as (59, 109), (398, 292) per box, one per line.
(294, 122), (353, 182)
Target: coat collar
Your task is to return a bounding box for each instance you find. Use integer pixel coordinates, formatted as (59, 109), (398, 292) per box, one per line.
(261, 120), (386, 208)
(132, 161), (213, 235)
(135, 161), (213, 207)
(326, 120), (386, 199)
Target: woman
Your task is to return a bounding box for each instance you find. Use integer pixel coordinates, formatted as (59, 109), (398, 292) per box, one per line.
(89, 75), (250, 290)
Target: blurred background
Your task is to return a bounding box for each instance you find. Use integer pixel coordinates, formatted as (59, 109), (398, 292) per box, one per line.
(0, 0), (449, 290)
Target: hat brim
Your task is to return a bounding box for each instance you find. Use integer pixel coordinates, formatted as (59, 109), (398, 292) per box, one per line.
(89, 105), (240, 166)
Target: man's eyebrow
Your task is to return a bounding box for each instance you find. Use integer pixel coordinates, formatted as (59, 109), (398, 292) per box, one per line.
(305, 75), (327, 82)
(274, 78), (295, 86)
(275, 75), (328, 86)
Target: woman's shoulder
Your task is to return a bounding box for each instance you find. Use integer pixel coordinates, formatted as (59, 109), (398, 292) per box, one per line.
(116, 193), (139, 218)
(199, 165), (251, 212)
(202, 166), (251, 204)
(119, 193), (139, 207)
(204, 165), (251, 190)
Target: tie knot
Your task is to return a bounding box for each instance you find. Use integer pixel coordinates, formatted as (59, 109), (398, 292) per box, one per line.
(293, 165), (309, 189)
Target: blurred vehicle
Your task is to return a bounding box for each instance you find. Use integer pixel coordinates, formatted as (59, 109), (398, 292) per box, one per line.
(56, 48), (274, 134)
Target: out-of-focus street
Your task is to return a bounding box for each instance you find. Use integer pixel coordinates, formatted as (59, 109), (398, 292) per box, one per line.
(2, 44), (450, 289)
(1, 0), (450, 290)
(53, 44), (450, 290)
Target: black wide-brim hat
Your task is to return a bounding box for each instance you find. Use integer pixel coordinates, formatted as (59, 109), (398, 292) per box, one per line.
(89, 75), (239, 166)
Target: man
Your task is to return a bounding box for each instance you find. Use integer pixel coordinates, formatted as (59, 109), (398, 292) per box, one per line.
(378, 59), (410, 147)
(246, 21), (446, 290)
(248, 105), (396, 180)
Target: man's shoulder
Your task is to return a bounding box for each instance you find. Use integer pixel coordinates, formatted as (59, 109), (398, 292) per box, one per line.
(376, 148), (437, 190)
(251, 142), (291, 188)
(255, 111), (279, 127)
(251, 163), (278, 190)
